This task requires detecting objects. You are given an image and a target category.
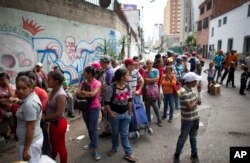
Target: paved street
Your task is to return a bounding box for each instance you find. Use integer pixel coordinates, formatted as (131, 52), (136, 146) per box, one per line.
(0, 56), (249, 163)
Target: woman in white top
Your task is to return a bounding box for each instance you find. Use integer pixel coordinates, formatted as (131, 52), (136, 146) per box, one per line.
(15, 76), (43, 163)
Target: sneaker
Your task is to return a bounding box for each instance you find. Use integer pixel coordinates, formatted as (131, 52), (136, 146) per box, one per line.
(191, 153), (199, 163)
(82, 144), (90, 150)
(173, 154), (180, 163)
(92, 151), (101, 161)
(107, 149), (117, 156)
(168, 119), (173, 123)
(124, 154), (137, 162)
(162, 115), (167, 120)
(67, 113), (75, 118)
(157, 122), (162, 127)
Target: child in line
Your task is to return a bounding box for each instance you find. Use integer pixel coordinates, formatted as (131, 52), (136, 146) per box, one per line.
(226, 61), (236, 88)
(203, 62), (215, 93)
(239, 65), (248, 95)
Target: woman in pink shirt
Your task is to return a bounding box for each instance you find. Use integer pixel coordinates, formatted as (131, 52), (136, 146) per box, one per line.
(75, 66), (101, 161)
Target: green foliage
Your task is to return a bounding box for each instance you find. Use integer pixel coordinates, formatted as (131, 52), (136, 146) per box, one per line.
(99, 38), (118, 59)
(186, 35), (196, 48)
(118, 35), (128, 60)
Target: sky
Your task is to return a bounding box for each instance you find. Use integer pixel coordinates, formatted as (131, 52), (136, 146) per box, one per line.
(119, 0), (168, 39)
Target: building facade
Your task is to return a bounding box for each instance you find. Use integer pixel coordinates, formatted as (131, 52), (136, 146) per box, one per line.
(196, 0), (213, 58)
(163, 0), (181, 50)
(197, 0), (250, 58)
(163, 0), (182, 35)
(180, 0), (203, 46)
(209, 1), (250, 56)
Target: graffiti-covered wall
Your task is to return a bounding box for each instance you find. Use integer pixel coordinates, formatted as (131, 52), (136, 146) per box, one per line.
(0, 7), (121, 84)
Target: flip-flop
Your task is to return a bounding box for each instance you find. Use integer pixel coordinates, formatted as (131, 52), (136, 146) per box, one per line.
(124, 155), (137, 162)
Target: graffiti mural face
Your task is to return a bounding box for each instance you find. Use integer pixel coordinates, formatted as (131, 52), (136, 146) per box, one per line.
(0, 34), (36, 81)
(65, 36), (76, 56)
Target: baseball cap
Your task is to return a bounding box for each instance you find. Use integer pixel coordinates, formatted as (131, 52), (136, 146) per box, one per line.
(124, 58), (138, 66)
(183, 72), (202, 83)
(91, 62), (101, 70)
(191, 51), (196, 56)
(176, 56), (182, 61)
(100, 56), (111, 63)
(36, 62), (43, 67)
(167, 57), (174, 62)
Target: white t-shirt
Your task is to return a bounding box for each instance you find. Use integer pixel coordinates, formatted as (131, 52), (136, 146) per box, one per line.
(16, 92), (43, 145)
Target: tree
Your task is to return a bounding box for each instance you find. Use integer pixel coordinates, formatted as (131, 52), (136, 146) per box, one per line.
(99, 38), (118, 59)
(118, 35), (129, 60)
(186, 35), (196, 50)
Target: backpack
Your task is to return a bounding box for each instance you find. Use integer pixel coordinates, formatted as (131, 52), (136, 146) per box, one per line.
(189, 58), (196, 72)
(74, 81), (92, 112)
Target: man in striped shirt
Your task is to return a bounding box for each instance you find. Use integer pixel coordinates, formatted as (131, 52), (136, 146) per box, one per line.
(174, 72), (202, 163)
(124, 58), (144, 96)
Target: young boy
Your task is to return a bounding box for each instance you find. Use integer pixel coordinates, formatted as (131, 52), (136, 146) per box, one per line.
(174, 72), (202, 163)
(226, 61), (236, 88)
(239, 65), (248, 95)
(203, 62), (215, 93)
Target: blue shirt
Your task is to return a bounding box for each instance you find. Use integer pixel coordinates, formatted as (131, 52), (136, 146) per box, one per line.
(175, 64), (184, 81)
(145, 68), (159, 79)
(213, 55), (224, 67)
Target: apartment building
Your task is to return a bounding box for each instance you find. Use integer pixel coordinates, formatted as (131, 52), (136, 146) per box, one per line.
(209, 1), (250, 56)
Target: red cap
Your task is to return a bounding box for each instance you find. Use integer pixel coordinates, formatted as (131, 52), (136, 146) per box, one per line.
(124, 58), (138, 66)
(91, 62), (101, 70)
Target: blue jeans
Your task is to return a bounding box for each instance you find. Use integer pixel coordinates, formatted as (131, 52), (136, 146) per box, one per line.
(82, 108), (100, 149)
(214, 66), (222, 82)
(163, 94), (174, 119)
(175, 119), (199, 155)
(109, 111), (132, 156)
(173, 93), (179, 110)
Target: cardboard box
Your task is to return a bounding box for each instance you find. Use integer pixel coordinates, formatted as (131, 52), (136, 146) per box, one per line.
(209, 84), (221, 95)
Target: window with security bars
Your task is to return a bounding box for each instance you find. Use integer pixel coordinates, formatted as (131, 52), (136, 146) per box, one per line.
(223, 17), (227, 24)
(207, 1), (212, 11)
(203, 17), (209, 28)
(248, 4), (250, 17)
(198, 20), (202, 31)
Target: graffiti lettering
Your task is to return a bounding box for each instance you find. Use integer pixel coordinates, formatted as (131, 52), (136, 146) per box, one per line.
(0, 24), (32, 41)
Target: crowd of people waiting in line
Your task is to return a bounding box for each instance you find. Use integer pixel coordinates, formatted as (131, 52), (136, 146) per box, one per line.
(0, 49), (249, 163)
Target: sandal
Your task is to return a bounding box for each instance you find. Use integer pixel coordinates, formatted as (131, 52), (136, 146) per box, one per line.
(107, 149), (117, 156)
(124, 154), (137, 162)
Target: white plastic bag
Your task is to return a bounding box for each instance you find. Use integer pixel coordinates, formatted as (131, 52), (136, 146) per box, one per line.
(39, 155), (56, 163)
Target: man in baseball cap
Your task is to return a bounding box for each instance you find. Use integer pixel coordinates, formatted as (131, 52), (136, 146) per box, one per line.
(34, 62), (47, 89)
(124, 58), (139, 66)
(100, 56), (111, 63)
(124, 58), (144, 96)
(36, 62), (43, 67)
(174, 71), (202, 163)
